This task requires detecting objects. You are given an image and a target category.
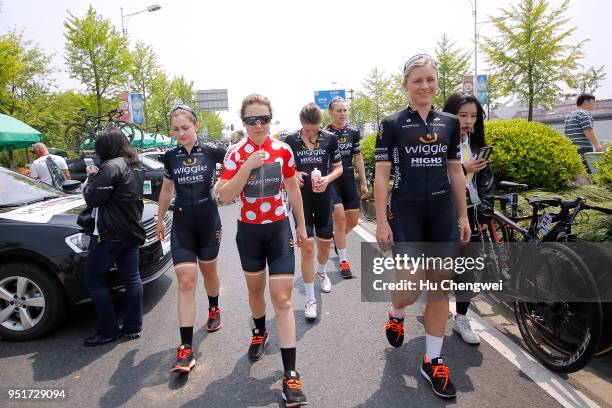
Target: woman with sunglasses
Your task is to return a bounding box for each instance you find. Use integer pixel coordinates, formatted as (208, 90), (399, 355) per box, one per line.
(284, 103), (343, 320)
(217, 94), (308, 407)
(375, 54), (470, 399)
(443, 92), (493, 346)
(325, 96), (369, 278)
(156, 104), (227, 373)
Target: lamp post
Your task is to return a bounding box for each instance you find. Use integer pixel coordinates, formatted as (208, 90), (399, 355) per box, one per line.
(120, 4), (161, 36)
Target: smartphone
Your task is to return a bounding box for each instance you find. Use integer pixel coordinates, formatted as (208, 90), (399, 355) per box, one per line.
(84, 158), (95, 167)
(477, 146), (493, 161)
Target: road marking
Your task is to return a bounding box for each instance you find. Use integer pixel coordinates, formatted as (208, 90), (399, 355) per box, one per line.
(354, 222), (600, 408)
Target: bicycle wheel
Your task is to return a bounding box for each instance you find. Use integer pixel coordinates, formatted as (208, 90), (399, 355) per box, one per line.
(116, 121), (142, 144)
(64, 124), (92, 151)
(514, 244), (602, 372)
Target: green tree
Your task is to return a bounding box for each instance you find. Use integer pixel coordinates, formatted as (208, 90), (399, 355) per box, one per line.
(321, 110), (332, 128)
(129, 41), (160, 130)
(0, 31), (53, 115)
(349, 92), (376, 131)
(64, 6), (131, 116)
(434, 33), (471, 108)
(148, 71), (174, 133)
(171, 75), (197, 107)
(200, 111), (225, 140)
(567, 65), (606, 96)
(481, 0), (584, 120)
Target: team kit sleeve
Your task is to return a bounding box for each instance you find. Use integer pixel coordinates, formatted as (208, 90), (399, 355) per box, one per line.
(282, 145), (296, 178)
(375, 119), (393, 162)
(220, 147), (240, 180)
(447, 119), (461, 161)
(163, 151), (173, 180)
(330, 136), (342, 164)
(207, 142), (227, 164)
(353, 129), (362, 155)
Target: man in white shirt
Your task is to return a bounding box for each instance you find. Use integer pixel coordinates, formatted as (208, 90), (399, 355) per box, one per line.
(30, 143), (71, 185)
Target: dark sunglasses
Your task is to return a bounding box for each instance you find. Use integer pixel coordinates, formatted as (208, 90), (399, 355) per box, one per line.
(243, 115), (272, 126)
(170, 104), (198, 119)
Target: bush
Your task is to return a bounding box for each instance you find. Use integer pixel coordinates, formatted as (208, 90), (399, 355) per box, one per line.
(360, 132), (376, 166)
(594, 147), (612, 190)
(484, 119), (584, 190)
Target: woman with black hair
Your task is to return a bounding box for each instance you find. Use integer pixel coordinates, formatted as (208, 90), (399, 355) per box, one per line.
(82, 128), (146, 346)
(442, 92), (493, 346)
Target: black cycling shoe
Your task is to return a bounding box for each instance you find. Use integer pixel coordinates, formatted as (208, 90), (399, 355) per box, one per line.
(282, 370), (308, 407)
(248, 328), (269, 361)
(83, 334), (118, 347)
(421, 356), (457, 399)
(384, 310), (404, 348)
(207, 306), (223, 332)
(171, 343), (195, 373)
(339, 261), (353, 278)
(119, 326), (142, 340)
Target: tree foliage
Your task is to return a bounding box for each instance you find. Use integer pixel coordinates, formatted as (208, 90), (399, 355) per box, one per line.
(481, 0), (584, 120)
(63, 6), (131, 116)
(567, 65), (606, 96)
(434, 33), (471, 108)
(0, 31), (53, 115)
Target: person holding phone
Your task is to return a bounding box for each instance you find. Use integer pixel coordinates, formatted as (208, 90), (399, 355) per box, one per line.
(216, 94), (308, 407)
(443, 92), (494, 346)
(156, 104), (227, 373)
(82, 129), (145, 346)
(375, 54), (470, 399)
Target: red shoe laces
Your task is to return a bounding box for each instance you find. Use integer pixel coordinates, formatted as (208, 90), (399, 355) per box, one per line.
(285, 378), (301, 389)
(208, 308), (220, 320)
(384, 319), (404, 341)
(251, 335), (265, 345)
(177, 348), (191, 360)
(340, 261), (350, 270)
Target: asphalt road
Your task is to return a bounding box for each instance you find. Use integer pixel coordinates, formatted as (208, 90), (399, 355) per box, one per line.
(0, 203), (609, 407)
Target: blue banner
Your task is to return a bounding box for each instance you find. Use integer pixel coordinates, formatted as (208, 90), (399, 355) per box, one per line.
(130, 93), (145, 125)
(476, 75), (488, 105)
(314, 89), (346, 110)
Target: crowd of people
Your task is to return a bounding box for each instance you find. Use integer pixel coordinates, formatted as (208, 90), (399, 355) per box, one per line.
(71, 53), (605, 406)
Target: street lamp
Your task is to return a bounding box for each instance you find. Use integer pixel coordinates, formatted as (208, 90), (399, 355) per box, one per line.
(121, 4), (162, 35)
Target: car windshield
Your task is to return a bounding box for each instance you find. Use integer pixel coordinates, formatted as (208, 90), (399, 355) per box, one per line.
(0, 168), (64, 207)
(140, 155), (164, 169)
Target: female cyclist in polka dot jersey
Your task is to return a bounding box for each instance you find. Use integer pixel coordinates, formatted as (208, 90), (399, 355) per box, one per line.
(216, 94), (308, 406)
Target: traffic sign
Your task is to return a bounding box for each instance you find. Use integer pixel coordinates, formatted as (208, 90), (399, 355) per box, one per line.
(314, 89), (346, 110)
(463, 75), (474, 96)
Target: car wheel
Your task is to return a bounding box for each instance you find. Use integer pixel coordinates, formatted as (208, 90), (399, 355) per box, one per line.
(0, 262), (68, 341)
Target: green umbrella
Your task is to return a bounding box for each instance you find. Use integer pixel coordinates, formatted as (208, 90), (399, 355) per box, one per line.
(0, 114), (42, 152)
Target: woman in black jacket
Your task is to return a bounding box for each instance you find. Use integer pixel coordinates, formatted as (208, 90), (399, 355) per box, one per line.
(82, 128), (145, 346)
(442, 92), (494, 346)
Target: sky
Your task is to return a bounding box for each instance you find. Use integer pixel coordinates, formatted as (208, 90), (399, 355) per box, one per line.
(2, 0), (611, 134)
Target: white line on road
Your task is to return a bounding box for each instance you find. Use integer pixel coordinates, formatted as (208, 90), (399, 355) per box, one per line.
(353, 223), (600, 408)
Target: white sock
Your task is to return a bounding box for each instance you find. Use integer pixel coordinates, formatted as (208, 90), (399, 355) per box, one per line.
(338, 248), (347, 263)
(425, 334), (444, 360)
(456, 313), (468, 321)
(390, 305), (405, 319)
(316, 263), (326, 275)
(305, 282), (315, 300)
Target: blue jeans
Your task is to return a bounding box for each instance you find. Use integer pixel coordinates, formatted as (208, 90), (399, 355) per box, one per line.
(85, 238), (143, 338)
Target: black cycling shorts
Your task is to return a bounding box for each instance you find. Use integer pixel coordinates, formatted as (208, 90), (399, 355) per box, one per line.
(171, 204), (221, 266)
(389, 198), (459, 242)
(236, 217), (295, 277)
(332, 171), (360, 210)
(299, 189), (334, 239)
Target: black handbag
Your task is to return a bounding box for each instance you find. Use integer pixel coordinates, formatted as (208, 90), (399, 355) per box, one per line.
(77, 206), (95, 233)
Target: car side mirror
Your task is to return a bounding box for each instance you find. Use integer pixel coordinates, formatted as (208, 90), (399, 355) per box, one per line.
(62, 179), (82, 192)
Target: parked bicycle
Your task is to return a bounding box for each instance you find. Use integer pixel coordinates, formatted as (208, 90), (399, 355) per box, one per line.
(475, 182), (612, 372)
(64, 108), (143, 151)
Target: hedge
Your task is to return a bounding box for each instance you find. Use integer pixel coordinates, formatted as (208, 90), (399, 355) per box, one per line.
(594, 147), (612, 190)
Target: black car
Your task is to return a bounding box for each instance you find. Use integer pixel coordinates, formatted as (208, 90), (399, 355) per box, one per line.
(67, 154), (165, 201)
(0, 167), (172, 341)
